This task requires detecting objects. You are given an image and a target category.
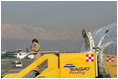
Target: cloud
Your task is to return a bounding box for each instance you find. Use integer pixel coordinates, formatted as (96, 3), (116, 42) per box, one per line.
(1, 24), (83, 41)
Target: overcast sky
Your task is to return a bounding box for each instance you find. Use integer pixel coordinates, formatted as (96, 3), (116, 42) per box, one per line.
(1, 1), (117, 52)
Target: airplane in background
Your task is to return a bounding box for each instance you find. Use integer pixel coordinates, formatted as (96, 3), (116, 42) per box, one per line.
(1, 51), (7, 55)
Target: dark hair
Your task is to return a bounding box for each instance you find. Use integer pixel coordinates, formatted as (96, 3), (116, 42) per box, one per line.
(32, 39), (38, 43)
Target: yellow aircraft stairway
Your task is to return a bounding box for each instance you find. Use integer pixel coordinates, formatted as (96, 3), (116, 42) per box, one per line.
(4, 53), (96, 78)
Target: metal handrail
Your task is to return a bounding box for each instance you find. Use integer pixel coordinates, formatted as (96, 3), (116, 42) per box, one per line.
(3, 54), (58, 78)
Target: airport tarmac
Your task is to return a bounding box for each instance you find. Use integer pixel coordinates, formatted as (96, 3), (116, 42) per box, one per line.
(1, 58), (34, 77)
(1, 57), (47, 78)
